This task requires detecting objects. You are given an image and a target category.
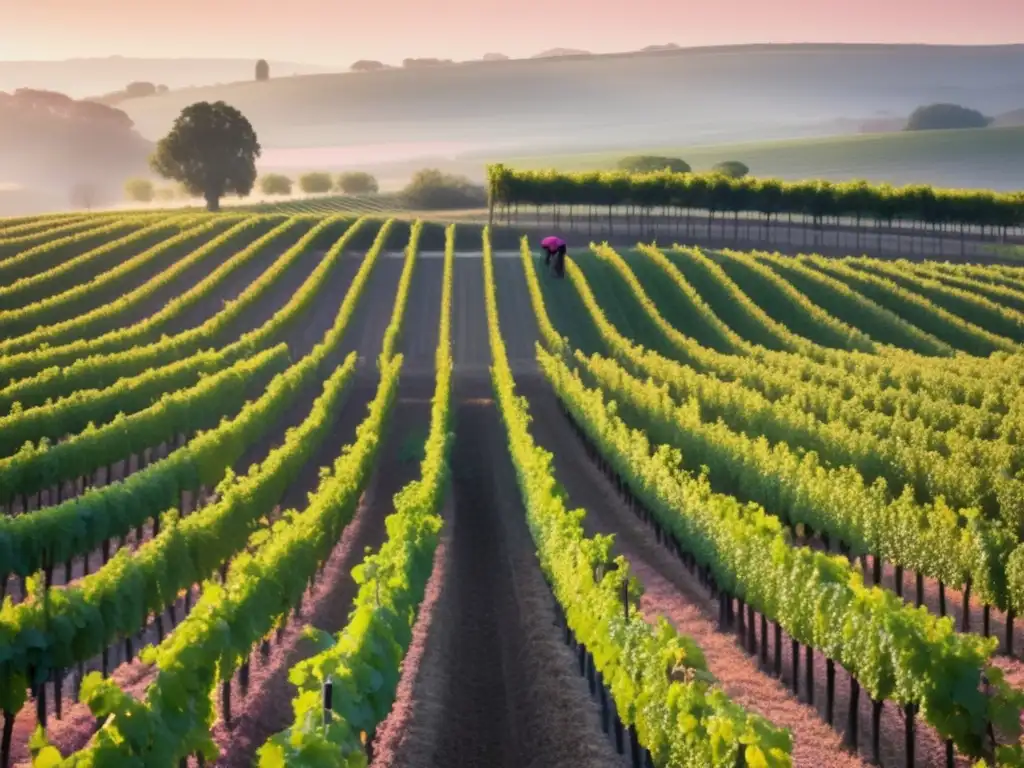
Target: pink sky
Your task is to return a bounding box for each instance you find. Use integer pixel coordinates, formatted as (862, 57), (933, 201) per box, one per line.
(3, 0), (1021, 64)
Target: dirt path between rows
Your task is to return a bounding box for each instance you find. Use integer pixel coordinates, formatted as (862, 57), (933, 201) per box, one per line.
(370, 388), (626, 768)
(210, 376), (434, 767)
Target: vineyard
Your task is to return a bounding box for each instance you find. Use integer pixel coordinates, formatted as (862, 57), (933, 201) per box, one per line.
(1, 207), (1024, 768)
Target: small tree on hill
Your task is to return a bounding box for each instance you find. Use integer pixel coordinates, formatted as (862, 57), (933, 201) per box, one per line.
(259, 173), (293, 195)
(124, 177), (155, 202)
(255, 59), (270, 81)
(150, 101), (261, 211)
(712, 160), (749, 178)
(401, 169), (486, 209)
(70, 182), (99, 211)
(905, 103), (992, 131)
(336, 171), (379, 194)
(617, 155), (691, 174)
(351, 60), (387, 72)
(298, 171), (333, 194)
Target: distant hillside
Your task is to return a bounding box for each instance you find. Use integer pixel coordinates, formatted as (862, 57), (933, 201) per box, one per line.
(995, 108), (1024, 127)
(532, 48), (591, 58)
(114, 44), (1024, 156)
(0, 88), (152, 214)
(0, 57), (336, 99)
(480, 126), (1024, 192)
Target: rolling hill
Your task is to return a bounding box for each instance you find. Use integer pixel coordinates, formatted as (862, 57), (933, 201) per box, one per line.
(0, 56), (335, 99)
(113, 43), (1024, 155)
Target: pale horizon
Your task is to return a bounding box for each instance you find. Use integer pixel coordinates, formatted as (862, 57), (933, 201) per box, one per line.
(2, 0), (1021, 66)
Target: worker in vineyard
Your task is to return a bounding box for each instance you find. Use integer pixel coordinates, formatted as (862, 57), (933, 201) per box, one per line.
(540, 236), (567, 278)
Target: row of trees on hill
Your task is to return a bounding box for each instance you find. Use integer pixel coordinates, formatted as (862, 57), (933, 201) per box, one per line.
(124, 101), (488, 212)
(617, 155), (750, 178)
(486, 164), (1024, 236)
(255, 171), (378, 196)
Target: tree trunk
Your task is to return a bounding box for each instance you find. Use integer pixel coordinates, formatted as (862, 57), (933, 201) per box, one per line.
(205, 192), (221, 212)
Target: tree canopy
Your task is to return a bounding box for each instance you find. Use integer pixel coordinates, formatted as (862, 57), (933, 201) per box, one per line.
(259, 173), (292, 195)
(712, 160), (750, 178)
(124, 177), (154, 202)
(617, 155), (691, 174)
(351, 60), (387, 72)
(486, 164), (1024, 231)
(401, 169), (485, 209)
(336, 171), (379, 195)
(255, 60), (270, 81)
(905, 103), (992, 131)
(150, 101), (261, 211)
(298, 171), (333, 194)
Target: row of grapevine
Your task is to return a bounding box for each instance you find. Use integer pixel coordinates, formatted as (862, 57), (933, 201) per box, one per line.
(0, 216), (161, 281)
(0, 217), (139, 260)
(488, 230), (794, 766)
(0, 219), (394, 581)
(257, 223), (455, 766)
(534, 344), (1022, 762)
(803, 257), (1017, 354)
(912, 263), (1024, 314)
(632, 245), (750, 354)
(0, 215), (197, 311)
(0, 349), (233, 459)
(710, 249), (877, 352)
(0, 216), (348, 406)
(629, 245), (1022, 402)
(560, 252), (1024, 616)
(0, 215), (262, 348)
(43, 354), (404, 765)
(593, 246), (1012, 445)
(0, 215), (285, 376)
(649, 248), (1020, 394)
(0, 350), (358, 715)
(0, 344), (289, 509)
(0, 217), (403, 728)
(588, 248), (1021, 520)
(844, 258), (1024, 343)
(929, 262), (1024, 294)
(35, 224), (425, 764)
(0, 215), (88, 239)
(486, 165), (1024, 233)
(745, 251), (953, 355)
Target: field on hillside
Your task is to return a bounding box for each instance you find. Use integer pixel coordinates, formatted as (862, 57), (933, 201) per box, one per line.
(247, 127), (1024, 199)
(478, 126), (1024, 192)
(3, 211), (1024, 767)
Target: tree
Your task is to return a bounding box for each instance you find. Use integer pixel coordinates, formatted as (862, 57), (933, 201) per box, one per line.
(124, 177), (155, 202)
(150, 101), (261, 211)
(401, 169), (486, 209)
(351, 60), (387, 72)
(155, 186), (177, 202)
(905, 103), (992, 131)
(617, 155), (691, 174)
(298, 172), (333, 194)
(124, 81), (157, 99)
(69, 182), (99, 211)
(712, 160), (750, 178)
(336, 171), (379, 195)
(255, 59), (270, 81)
(259, 173), (292, 195)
